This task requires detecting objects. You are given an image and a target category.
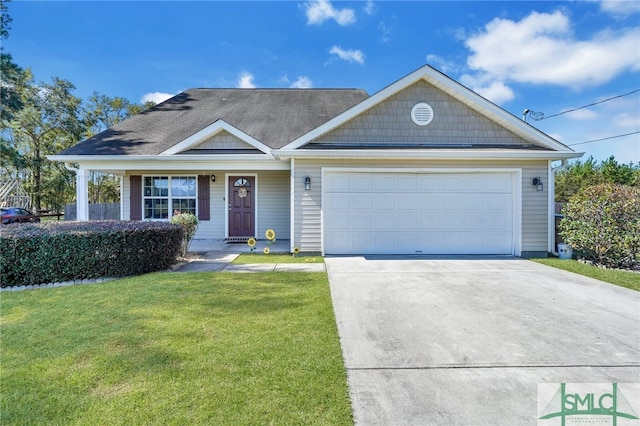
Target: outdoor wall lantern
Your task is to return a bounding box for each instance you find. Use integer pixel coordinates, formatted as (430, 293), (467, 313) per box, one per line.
(304, 176), (311, 191)
(532, 177), (543, 191)
(210, 175), (216, 183)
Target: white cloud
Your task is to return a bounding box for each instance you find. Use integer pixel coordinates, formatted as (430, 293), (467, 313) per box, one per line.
(364, 0), (375, 16)
(290, 76), (313, 88)
(474, 81), (515, 104)
(425, 54), (459, 74)
(459, 73), (514, 104)
(140, 92), (174, 104)
(564, 108), (599, 121)
(613, 111), (640, 128)
(328, 45), (365, 64)
(303, 0), (356, 26)
(378, 21), (391, 43)
(237, 72), (256, 88)
(465, 10), (640, 89)
(599, 0), (640, 16)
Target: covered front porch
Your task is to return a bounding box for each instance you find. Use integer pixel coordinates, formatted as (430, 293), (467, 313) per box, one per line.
(61, 159), (292, 244)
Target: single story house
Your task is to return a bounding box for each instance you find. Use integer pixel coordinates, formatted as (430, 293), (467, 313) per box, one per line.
(50, 65), (582, 257)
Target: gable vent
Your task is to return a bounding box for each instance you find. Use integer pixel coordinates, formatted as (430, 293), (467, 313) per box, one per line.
(411, 102), (434, 126)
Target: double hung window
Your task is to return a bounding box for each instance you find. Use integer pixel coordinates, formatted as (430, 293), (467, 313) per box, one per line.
(143, 176), (196, 219)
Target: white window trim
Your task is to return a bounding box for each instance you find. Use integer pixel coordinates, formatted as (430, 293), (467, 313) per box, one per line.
(142, 175), (198, 220)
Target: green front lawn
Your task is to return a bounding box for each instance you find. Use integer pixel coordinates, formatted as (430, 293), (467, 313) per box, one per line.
(1, 272), (352, 425)
(233, 253), (324, 264)
(532, 258), (640, 292)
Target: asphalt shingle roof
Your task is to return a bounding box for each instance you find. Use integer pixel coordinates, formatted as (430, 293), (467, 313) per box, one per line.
(60, 88), (370, 156)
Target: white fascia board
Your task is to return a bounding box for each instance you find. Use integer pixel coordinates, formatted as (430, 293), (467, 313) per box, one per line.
(282, 64), (574, 153)
(47, 155), (291, 171)
(159, 119), (273, 156)
(275, 149), (584, 161)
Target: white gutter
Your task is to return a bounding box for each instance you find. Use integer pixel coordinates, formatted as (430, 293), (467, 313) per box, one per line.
(47, 155), (291, 172)
(63, 162), (79, 172)
(549, 159), (570, 256)
(48, 154), (276, 162)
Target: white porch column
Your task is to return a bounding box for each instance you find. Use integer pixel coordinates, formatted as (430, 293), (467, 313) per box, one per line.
(76, 168), (89, 221)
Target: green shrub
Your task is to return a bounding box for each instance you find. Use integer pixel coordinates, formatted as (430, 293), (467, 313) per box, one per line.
(0, 221), (183, 287)
(170, 212), (198, 257)
(559, 183), (640, 269)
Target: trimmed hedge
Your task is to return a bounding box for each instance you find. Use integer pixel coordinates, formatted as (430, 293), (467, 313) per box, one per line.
(1, 221), (183, 287)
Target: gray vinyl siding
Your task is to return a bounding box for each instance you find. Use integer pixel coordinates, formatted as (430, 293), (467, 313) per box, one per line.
(521, 164), (550, 253)
(292, 159), (549, 254)
(256, 171), (290, 241)
(123, 170), (290, 240)
(313, 81), (542, 148)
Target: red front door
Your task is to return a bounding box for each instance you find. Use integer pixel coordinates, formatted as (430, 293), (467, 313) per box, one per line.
(228, 176), (255, 237)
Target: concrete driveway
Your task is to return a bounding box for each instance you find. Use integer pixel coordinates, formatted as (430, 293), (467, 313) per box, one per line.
(325, 256), (640, 425)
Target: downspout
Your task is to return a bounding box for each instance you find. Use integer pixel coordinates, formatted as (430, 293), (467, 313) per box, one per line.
(290, 158), (296, 254)
(549, 159), (569, 256)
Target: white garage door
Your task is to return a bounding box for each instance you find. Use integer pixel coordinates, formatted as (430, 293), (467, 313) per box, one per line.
(323, 171), (515, 255)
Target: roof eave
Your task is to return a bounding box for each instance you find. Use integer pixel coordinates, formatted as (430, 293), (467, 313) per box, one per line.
(274, 149), (584, 161)
(46, 154), (288, 171)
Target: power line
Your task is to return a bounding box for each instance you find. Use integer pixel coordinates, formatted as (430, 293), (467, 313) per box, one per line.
(568, 130), (640, 146)
(524, 88), (640, 121)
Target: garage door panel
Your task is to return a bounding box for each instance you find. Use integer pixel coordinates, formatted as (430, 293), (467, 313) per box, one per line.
(416, 175), (440, 191)
(419, 212), (443, 230)
(352, 214), (373, 230)
(489, 194), (512, 210)
(443, 212), (467, 230)
(396, 197), (418, 210)
(374, 214), (399, 230)
(486, 175), (512, 191)
(486, 213), (512, 230)
(397, 213), (419, 230)
(325, 173), (351, 191)
(441, 175), (475, 191)
(324, 193), (350, 211)
(441, 195), (467, 210)
(395, 175), (417, 191)
(351, 175), (373, 191)
(324, 231), (349, 250)
(372, 175), (394, 191)
(374, 194), (395, 210)
(325, 214), (350, 231)
(324, 172), (515, 255)
(465, 213), (488, 229)
(350, 194), (373, 210)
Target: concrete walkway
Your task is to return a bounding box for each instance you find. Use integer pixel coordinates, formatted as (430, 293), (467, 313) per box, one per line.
(173, 239), (325, 273)
(325, 255), (640, 425)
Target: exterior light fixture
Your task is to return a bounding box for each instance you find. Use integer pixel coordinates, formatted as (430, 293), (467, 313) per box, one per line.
(532, 177), (543, 191)
(304, 176), (311, 191)
(210, 174), (216, 183)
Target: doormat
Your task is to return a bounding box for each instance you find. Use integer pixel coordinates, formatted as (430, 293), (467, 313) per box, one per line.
(225, 237), (254, 243)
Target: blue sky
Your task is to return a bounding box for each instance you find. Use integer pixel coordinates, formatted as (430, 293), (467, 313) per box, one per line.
(5, 0), (640, 163)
